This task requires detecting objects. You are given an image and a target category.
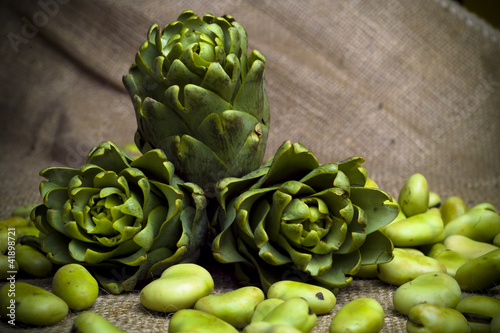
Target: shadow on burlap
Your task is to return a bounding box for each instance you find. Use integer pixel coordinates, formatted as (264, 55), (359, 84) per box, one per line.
(1, 1), (499, 332)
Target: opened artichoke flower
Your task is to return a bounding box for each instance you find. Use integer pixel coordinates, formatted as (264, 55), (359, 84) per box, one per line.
(31, 141), (208, 294)
(123, 10), (270, 196)
(212, 141), (398, 292)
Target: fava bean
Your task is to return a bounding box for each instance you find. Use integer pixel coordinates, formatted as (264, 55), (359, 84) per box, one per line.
(329, 298), (384, 333)
(252, 298), (285, 323)
(243, 321), (302, 333)
(444, 204), (500, 242)
(393, 272), (461, 315)
(72, 311), (127, 333)
(454, 248), (500, 291)
(267, 280), (336, 315)
(440, 196), (467, 225)
(0, 282), (68, 326)
(260, 297), (317, 333)
(492, 315), (500, 333)
(455, 296), (500, 333)
(406, 304), (470, 333)
(52, 263), (99, 310)
(443, 235), (498, 260)
(426, 242), (447, 258)
(194, 286), (265, 329)
(494, 232), (500, 247)
(381, 208), (444, 247)
(428, 191), (441, 208)
(398, 173), (429, 217)
(140, 263), (214, 312)
(169, 309), (238, 333)
(377, 248), (446, 286)
(15, 244), (52, 277)
(432, 250), (469, 277)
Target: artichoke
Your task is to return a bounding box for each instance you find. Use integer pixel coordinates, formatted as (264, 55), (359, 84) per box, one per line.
(123, 10), (270, 196)
(212, 141), (398, 292)
(31, 141), (208, 294)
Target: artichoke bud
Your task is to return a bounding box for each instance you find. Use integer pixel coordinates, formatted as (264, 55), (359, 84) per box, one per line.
(31, 141), (209, 294)
(123, 10), (270, 196)
(212, 141), (398, 292)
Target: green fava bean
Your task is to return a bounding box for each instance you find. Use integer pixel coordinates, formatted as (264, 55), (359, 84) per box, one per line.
(444, 235), (498, 260)
(267, 280), (336, 315)
(261, 297), (317, 333)
(0, 282), (68, 326)
(393, 272), (461, 315)
(377, 248), (446, 286)
(140, 263), (214, 312)
(398, 173), (429, 217)
(455, 296), (500, 333)
(406, 304), (470, 333)
(243, 321), (303, 333)
(52, 263), (99, 310)
(444, 204), (500, 242)
(433, 250), (469, 277)
(15, 244), (52, 277)
(381, 208), (444, 247)
(0, 254), (18, 280)
(426, 242), (447, 258)
(194, 286), (265, 329)
(169, 309), (238, 333)
(428, 191), (441, 208)
(454, 248), (500, 291)
(252, 298), (285, 323)
(329, 298), (385, 333)
(72, 311), (127, 333)
(441, 196), (467, 225)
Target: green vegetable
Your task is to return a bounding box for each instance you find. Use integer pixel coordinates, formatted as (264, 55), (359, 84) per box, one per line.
(443, 235), (498, 260)
(440, 196), (467, 225)
(398, 173), (429, 217)
(444, 203), (500, 242)
(258, 297), (317, 333)
(381, 208), (444, 247)
(15, 244), (53, 277)
(377, 248), (446, 286)
(0, 282), (68, 326)
(329, 298), (384, 333)
(212, 141), (398, 292)
(123, 10), (270, 195)
(72, 312), (128, 333)
(169, 309), (239, 333)
(455, 296), (500, 333)
(454, 248), (500, 291)
(251, 298), (285, 323)
(194, 286), (265, 328)
(243, 321), (303, 333)
(140, 263), (214, 312)
(392, 272), (461, 316)
(52, 263), (99, 310)
(267, 280), (336, 315)
(31, 141), (208, 294)
(406, 304), (470, 333)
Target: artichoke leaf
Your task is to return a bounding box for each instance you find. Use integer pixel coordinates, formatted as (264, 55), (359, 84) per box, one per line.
(358, 230), (393, 265)
(336, 156), (367, 187)
(275, 234), (311, 271)
(130, 149), (174, 184)
(349, 187), (398, 233)
(87, 142), (134, 173)
(313, 251), (361, 288)
(40, 166), (81, 188)
(133, 205), (168, 250)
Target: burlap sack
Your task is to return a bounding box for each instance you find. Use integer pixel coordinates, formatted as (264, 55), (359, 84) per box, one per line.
(1, 0), (499, 332)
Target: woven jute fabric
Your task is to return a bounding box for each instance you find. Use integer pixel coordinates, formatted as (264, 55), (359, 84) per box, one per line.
(1, 0), (499, 332)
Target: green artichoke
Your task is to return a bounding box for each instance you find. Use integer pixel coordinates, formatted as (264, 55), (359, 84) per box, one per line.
(123, 10), (270, 196)
(212, 141), (398, 292)
(31, 141), (208, 294)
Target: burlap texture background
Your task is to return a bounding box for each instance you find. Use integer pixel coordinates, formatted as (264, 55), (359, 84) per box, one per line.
(1, 0), (499, 332)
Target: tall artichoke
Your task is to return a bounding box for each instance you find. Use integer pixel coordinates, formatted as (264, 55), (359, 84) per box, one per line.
(212, 141), (398, 292)
(31, 141), (208, 294)
(123, 10), (270, 196)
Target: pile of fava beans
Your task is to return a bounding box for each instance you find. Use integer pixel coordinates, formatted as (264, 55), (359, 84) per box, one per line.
(0, 173), (499, 333)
